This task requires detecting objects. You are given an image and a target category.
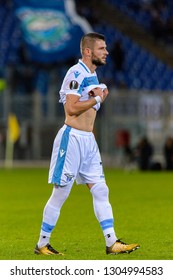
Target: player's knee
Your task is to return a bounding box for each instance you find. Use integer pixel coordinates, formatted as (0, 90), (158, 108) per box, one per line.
(90, 182), (109, 201)
(52, 181), (73, 201)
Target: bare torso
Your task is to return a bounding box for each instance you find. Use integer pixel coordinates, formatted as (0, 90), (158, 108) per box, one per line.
(64, 105), (96, 132)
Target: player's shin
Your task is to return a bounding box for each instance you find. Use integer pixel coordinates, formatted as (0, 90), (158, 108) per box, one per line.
(37, 182), (73, 248)
(90, 182), (117, 247)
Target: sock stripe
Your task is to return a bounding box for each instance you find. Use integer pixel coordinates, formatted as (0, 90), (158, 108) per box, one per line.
(100, 218), (114, 230)
(41, 222), (55, 233)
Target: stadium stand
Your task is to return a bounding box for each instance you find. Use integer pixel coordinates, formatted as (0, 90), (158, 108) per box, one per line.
(0, 1), (21, 68)
(76, 0), (173, 90)
(0, 0), (173, 91)
(1, 0), (173, 164)
(106, 0), (173, 42)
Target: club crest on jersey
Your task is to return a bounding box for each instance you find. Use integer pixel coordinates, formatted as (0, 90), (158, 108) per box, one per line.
(64, 173), (74, 182)
(69, 80), (79, 90)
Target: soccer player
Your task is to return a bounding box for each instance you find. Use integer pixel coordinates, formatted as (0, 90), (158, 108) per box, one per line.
(34, 33), (140, 255)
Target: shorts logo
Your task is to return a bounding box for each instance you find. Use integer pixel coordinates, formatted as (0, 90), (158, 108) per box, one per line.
(64, 173), (74, 182)
(60, 149), (66, 157)
(69, 80), (79, 90)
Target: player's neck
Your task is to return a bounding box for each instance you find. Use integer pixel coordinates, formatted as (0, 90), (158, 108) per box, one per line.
(81, 58), (96, 73)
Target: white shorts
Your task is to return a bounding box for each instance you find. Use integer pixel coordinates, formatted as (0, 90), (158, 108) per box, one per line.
(48, 124), (105, 186)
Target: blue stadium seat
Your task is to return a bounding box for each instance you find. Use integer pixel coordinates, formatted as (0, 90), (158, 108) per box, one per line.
(1, 2), (173, 91)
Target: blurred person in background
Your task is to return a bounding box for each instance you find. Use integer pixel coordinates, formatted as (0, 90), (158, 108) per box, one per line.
(163, 136), (173, 170)
(134, 136), (154, 171)
(110, 40), (125, 72)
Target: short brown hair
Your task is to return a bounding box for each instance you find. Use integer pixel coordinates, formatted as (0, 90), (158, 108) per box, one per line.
(80, 32), (105, 55)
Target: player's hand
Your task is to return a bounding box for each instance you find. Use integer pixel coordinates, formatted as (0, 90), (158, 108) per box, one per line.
(89, 87), (106, 102)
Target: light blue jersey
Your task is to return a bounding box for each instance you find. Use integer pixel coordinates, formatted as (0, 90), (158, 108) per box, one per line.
(59, 59), (101, 111)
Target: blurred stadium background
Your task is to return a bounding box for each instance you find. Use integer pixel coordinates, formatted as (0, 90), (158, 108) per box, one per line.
(1, 0), (173, 169)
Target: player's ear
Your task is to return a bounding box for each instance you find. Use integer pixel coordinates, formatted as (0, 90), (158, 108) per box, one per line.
(84, 47), (92, 56)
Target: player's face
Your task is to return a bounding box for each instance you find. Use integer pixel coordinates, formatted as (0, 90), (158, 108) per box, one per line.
(91, 39), (109, 66)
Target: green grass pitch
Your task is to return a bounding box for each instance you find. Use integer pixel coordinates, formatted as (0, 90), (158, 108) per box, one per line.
(0, 167), (173, 260)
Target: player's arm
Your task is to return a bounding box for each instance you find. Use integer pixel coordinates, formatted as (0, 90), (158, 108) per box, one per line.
(65, 92), (99, 116)
(63, 70), (108, 116)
